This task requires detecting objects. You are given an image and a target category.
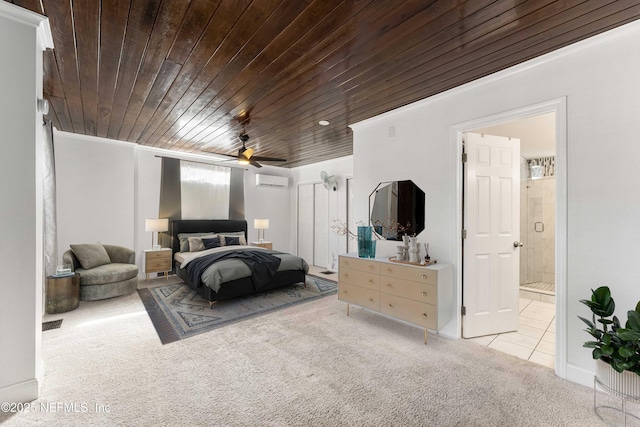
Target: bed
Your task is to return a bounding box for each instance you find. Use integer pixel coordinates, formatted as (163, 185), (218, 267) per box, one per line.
(170, 219), (308, 305)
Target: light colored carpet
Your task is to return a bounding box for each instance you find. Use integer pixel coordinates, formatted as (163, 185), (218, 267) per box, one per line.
(138, 277), (336, 343)
(1, 284), (612, 426)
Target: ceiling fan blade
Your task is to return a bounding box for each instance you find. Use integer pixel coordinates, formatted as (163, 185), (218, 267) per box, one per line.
(249, 158), (262, 168)
(201, 150), (238, 160)
(252, 156), (287, 162)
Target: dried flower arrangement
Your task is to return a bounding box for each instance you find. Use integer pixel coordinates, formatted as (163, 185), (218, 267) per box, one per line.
(331, 218), (412, 240)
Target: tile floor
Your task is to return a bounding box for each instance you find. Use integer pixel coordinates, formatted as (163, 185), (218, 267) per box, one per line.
(467, 297), (556, 369)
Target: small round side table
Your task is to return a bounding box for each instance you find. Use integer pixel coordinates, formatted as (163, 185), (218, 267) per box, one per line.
(46, 273), (80, 314)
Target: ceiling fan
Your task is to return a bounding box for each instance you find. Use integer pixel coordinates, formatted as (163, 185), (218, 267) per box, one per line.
(204, 112), (287, 168)
(235, 133), (287, 168)
(202, 133), (287, 168)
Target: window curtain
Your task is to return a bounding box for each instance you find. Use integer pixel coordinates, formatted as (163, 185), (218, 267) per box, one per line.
(229, 167), (245, 220)
(180, 161), (230, 219)
(42, 120), (57, 276)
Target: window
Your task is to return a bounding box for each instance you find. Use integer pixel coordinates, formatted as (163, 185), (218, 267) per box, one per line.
(180, 161), (230, 219)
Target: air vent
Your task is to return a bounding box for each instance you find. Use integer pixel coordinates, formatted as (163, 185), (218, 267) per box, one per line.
(43, 319), (63, 331)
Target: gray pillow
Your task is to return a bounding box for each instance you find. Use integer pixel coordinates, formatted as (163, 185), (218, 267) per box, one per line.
(70, 244), (112, 269)
(177, 232), (212, 252)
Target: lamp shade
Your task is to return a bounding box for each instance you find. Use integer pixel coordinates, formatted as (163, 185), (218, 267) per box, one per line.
(254, 219), (269, 229)
(145, 218), (168, 232)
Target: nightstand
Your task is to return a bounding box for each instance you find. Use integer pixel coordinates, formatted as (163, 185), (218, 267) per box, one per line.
(251, 241), (273, 250)
(144, 248), (172, 282)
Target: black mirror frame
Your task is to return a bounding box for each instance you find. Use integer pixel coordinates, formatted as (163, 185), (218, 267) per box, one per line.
(368, 180), (425, 241)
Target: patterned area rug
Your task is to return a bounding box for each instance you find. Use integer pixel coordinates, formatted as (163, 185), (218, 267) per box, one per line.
(138, 276), (337, 344)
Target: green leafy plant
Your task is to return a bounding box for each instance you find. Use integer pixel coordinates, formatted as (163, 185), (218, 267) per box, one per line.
(579, 286), (640, 375)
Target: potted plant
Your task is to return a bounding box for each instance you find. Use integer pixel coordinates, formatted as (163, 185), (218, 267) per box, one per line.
(579, 286), (640, 397)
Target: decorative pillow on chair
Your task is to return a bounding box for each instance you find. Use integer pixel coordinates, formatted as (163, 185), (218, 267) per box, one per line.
(201, 237), (222, 249)
(70, 244), (112, 269)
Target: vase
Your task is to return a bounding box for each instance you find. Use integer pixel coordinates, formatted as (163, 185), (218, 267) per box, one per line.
(367, 239), (376, 258)
(409, 247), (419, 263)
(357, 226), (376, 258)
(402, 235), (410, 260)
(407, 236), (420, 262)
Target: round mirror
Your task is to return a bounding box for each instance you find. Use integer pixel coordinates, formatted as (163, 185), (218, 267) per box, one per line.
(369, 180), (425, 240)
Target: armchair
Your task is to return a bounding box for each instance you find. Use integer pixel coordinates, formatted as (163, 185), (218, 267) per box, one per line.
(63, 244), (138, 301)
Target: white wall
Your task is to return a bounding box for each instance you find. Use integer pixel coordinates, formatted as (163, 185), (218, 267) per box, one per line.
(350, 20), (640, 386)
(54, 134), (293, 277)
(290, 156), (353, 270)
(0, 3), (52, 403)
(243, 166), (292, 252)
(55, 132), (135, 257)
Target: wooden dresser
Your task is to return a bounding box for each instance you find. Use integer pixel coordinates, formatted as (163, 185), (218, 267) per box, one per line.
(338, 254), (452, 343)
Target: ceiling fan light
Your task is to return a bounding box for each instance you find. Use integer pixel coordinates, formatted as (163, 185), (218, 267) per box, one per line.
(238, 157), (250, 165)
(243, 148), (254, 159)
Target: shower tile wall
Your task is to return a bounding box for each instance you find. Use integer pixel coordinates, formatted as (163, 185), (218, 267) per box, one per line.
(520, 158), (528, 282)
(521, 172), (555, 285)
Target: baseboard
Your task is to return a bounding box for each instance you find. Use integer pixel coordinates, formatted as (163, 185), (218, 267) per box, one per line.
(0, 378), (39, 403)
(565, 362), (595, 389)
(437, 319), (458, 340)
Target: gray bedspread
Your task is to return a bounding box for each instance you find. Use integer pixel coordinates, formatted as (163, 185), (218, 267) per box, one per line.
(179, 246), (308, 293)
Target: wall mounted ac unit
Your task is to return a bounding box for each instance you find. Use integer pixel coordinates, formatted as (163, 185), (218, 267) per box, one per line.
(255, 174), (289, 188)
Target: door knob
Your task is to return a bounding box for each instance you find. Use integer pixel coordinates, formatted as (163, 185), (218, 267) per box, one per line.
(513, 241), (524, 248)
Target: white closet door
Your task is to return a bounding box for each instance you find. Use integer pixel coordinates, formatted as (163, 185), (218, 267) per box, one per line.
(314, 183), (329, 268)
(297, 184), (314, 265)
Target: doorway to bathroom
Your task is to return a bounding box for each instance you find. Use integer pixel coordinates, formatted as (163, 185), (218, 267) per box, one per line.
(476, 113), (557, 304)
(462, 111), (558, 370)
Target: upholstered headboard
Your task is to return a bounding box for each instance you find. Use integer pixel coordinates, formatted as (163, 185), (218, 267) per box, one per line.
(170, 219), (248, 255)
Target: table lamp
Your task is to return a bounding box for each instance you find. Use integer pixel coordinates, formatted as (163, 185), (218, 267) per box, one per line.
(146, 218), (168, 250)
(254, 219), (269, 243)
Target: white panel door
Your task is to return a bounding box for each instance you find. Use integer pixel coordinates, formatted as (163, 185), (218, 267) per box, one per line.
(314, 183), (329, 268)
(463, 132), (521, 338)
(297, 184), (314, 265)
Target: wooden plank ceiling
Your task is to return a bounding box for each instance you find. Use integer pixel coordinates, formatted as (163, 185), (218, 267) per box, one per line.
(7, 0), (640, 168)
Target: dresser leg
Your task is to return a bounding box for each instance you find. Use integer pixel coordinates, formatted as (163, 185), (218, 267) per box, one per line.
(347, 303), (350, 317)
(424, 329), (428, 345)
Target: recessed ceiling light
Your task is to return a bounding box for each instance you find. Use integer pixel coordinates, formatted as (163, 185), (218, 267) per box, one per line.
(319, 120), (330, 126)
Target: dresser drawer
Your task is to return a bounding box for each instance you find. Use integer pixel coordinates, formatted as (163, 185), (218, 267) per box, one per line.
(146, 259), (171, 271)
(146, 250), (171, 261)
(339, 282), (380, 311)
(339, 256), (380, 274)
(380, 293), (437, 330)
(380, 276), (437, 305)
(380, 263), (437, 285)
(339, 267), (379, 290)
